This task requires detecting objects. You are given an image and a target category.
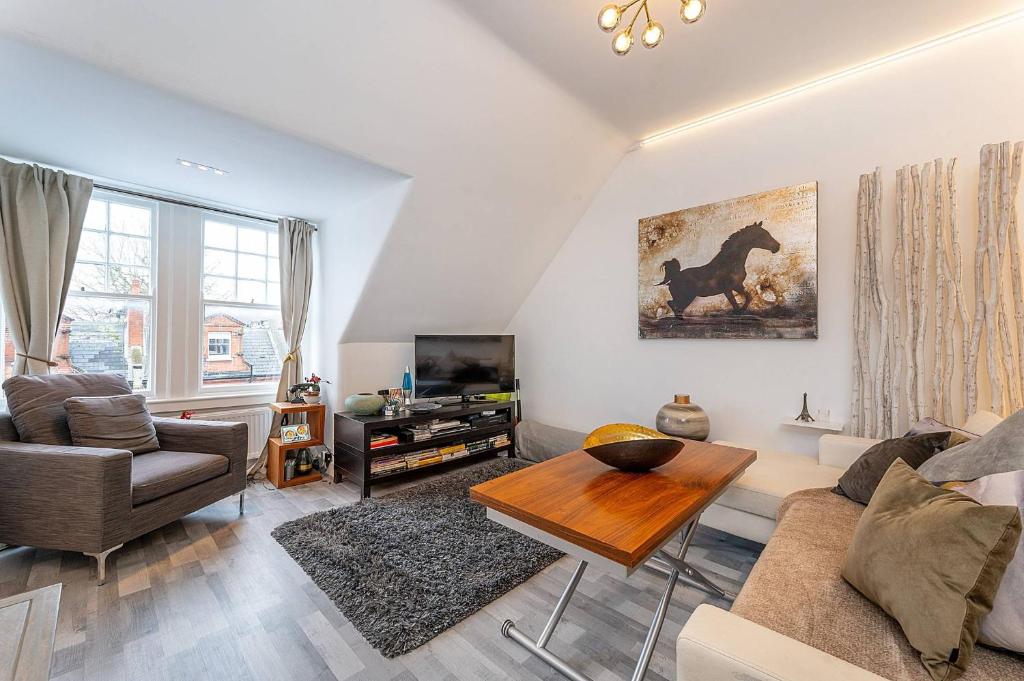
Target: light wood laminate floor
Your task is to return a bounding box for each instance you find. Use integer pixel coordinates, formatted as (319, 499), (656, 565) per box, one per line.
(0, 469), (762, 681)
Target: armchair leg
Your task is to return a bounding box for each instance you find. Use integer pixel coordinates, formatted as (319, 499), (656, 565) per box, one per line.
(85, 544), (123, 585)
(239, 490), (246, 515)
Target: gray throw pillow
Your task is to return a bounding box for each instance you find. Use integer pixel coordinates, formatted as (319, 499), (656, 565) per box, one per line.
(64, 394), (160, 454)
(2, 373), (132, 445)
(833, 431), (950, 505)
(959, 470), (1024, 654)
(918, 409), (1024, 483)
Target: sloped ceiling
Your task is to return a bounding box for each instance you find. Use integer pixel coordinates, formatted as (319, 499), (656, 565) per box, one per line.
(0, 39), (402, 222)
(0, 0), (629, 342)
(454, 0), (1024, 139)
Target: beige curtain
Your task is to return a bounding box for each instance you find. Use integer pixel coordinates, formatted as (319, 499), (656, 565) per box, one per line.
(249, 217), (315, 477)
(0, 160), (92, 375)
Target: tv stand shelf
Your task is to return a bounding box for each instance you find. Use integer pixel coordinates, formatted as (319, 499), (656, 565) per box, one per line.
(334, 401), (517, 499)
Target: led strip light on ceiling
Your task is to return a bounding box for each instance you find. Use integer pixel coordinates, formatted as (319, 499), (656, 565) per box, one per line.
(636, 6), (1024, 148)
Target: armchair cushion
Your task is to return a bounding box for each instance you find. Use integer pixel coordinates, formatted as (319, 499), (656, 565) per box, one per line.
(64, 394), (159, 454)
(2, 373), (131, 445)
(131, 450), (229, 505)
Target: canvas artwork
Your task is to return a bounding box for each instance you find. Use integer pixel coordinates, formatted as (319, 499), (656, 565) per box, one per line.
(638, 182), (818, 339)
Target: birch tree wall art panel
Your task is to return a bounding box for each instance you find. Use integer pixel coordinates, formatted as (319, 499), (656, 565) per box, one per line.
(638, 182), (818, 339)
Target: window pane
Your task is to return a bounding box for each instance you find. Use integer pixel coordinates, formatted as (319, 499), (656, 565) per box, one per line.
(109, 203), (151, 236)
(268, 235), (279, 257)
(238, 227), (268, 255)
(202, 305), (283, 387)
(58, 296), (151, 390)
(70, 263), (107, 292)
(203, 276), (235, 301)
(108, 234), (150, 266)
(237, 253), (266, 280)
(267, 284), (280, 306)
(205, 221), (236, 250)
(84, 200), (107, 230)
(237, 280), (266, 304)
(268, 257), (280, 283)
(204, 249), (235, 277)
(108, 266), (151, 295)
(78, 231), (107, 262)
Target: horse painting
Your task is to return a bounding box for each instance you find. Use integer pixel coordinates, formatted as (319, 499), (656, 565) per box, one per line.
(638, 181), (818, 339)
(656, 221), (780, 317)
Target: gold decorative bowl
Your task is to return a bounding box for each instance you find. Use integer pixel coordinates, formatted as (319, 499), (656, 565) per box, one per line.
(582, 423), (684, 472)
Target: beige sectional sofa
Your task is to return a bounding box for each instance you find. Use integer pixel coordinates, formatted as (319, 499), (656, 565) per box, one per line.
(678, 411), (1023, 681)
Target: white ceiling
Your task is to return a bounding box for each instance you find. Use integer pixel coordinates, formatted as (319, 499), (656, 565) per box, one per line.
(0, 1), (627, 342)
(452, 0), (1024, 138)
(0, 39), (402, 222)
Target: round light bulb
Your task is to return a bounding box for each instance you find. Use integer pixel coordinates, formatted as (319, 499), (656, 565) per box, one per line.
(680, 0), (705, 24)
(612, 29), (634, 56)
(641, 20), (664, 48)
(597, 4), (622, 32)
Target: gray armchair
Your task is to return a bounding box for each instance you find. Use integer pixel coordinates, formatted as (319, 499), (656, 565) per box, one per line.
(0, 374), (247, 583)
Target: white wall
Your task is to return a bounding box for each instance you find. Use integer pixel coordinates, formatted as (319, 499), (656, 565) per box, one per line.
(507, 21), (1024, 456)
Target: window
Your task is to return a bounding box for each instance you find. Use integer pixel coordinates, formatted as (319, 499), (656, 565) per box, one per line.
(201, 217), (283, 388)
(62, 194), (155, 390)
(207, 332), (231, 361)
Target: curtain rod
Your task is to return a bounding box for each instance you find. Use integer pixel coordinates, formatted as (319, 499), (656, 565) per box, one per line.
(92, 183), (317, 230)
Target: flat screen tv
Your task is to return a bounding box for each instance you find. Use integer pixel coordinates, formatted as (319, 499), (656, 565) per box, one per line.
(414, 335), (515, 399)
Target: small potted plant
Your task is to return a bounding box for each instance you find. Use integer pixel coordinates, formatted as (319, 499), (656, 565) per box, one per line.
(302, 373), (330, 404)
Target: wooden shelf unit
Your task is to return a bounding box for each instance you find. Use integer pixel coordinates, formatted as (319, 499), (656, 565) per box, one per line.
(334, 400), (516, 498)
(268, 401), (326, 489)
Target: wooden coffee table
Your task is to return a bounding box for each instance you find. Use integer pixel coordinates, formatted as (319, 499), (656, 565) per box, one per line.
(470, 440), (756, 681)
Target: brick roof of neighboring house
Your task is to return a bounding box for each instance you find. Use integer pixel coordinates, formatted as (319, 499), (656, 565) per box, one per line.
(203, 325), (285, 382)
(67, 322), (128, 375)
(242, 326), (284, 378)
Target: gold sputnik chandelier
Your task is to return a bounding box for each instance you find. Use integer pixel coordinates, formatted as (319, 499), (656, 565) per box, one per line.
(598, 0), (706, 56)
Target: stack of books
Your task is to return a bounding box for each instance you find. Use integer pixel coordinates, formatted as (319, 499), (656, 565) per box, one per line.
(439, 443), (468, 461)
(370, 454), (406, 476)
(402, 424), (433, 442)
(489, 433), (511, 449)
(465, 437), (493, 455)
(370, 433), (399, 449)
(428, 419), (471, 436)
(405, 448), (442, 469)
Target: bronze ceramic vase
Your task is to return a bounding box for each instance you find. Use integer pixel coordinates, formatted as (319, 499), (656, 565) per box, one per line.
(656, 394), (710, 441)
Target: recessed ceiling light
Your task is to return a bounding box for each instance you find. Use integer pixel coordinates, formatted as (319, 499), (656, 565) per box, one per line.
(176, 158), (228, 176)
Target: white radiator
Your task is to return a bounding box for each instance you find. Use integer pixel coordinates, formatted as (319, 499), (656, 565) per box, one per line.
(199, 407), (273, 456)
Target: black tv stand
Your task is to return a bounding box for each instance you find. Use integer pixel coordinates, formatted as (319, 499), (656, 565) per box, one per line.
(435, 396), (498, 404)
(334, 400), (516, 498)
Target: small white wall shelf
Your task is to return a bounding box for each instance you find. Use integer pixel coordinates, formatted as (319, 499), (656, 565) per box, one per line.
(781, 419), (845, 434)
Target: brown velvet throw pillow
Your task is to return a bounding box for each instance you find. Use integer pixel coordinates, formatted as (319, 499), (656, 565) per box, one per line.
(842, 459), (1021, 681)
(64, 394), (160, 454)
(833, 431), (950, 505)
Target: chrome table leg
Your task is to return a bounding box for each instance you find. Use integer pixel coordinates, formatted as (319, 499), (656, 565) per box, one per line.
(643, 514), (737, 601)
(501, 554), (686, 681)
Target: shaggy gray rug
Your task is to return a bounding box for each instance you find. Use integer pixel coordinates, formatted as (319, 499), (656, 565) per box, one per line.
(271, 458), (562, 657)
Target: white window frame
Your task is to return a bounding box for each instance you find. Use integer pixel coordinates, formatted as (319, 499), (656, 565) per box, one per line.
(206, 331), (232, 361)
(198, 213), (283, 396)
(65, 190), (158, 395)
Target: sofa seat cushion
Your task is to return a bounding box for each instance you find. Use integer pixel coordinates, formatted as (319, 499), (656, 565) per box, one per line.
(731, 488), (1023, 681)
(131, 450), (229, 505)
(714, 448), (844, 519)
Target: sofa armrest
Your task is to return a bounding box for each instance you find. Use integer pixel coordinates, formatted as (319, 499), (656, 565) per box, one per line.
(677, 605), (887, 681)
(817, 434), (880, 470)
(0, 441), (132, 553)
(151, 417), (248, 473)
